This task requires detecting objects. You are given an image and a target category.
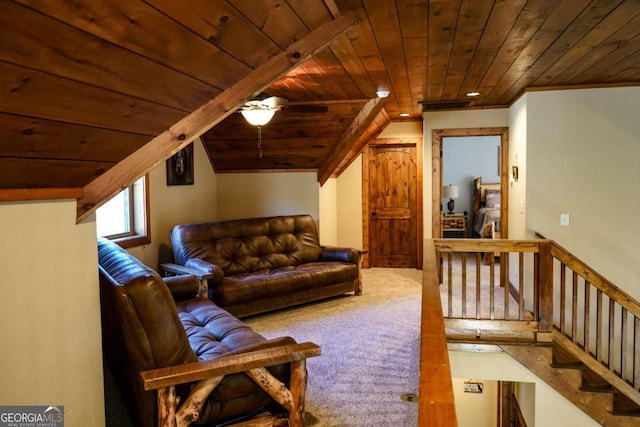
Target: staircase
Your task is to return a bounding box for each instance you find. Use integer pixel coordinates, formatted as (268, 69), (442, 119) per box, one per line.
(501, 341), (640, 426)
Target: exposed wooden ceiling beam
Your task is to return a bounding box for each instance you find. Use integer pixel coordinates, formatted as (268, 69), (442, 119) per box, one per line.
(76, 14), (359, 223)
(317, 97), (386, 185)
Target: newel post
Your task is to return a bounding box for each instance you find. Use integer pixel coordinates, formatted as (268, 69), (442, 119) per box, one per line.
(537, 240), (554, 332)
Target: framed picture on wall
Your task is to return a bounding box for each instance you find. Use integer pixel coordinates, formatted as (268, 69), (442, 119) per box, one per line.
(167, 142), (194, 186)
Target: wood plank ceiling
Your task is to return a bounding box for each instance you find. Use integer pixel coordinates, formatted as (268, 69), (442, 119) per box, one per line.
(1, 0), (640, 220)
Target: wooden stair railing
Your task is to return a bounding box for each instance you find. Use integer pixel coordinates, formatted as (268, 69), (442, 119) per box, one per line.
(419, 239), (458, 426)
(426, 237), (640, 423)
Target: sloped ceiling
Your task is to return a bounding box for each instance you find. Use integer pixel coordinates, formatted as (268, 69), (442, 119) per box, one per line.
(1, 0), (640, 222)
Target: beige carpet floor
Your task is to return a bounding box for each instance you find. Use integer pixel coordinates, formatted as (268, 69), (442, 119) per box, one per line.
(245, 268), (423, 427)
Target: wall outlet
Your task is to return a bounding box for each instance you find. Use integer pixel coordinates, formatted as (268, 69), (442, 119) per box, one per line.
(560, 213), (570, 226)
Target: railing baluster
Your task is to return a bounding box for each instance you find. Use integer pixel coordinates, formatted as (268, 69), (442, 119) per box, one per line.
(572, 271), (578, 344)
(585, 282), (591, 355)
(490, 254), (495, 320)
(447, 251), (453, 318)
(597, 289), (603, 363)
(609, 297), (615, 370)
(476, 252), (481, 320)
(560, 263), (566, 334)
(633, 316), (640, 390)
(533, 252), (539, 321)
(622, 307), (628, 382)
(503, 252), (509, 320)
(518, 252), (524, 321)
(461, 252), (467, 319)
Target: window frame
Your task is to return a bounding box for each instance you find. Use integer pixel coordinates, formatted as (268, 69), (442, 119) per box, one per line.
(97, 175), (151, 248)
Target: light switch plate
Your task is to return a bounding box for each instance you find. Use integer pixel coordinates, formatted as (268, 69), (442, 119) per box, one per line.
(560, 213), (570, 226)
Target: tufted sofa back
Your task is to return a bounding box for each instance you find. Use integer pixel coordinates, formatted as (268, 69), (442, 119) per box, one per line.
(171, 214), (323, 277)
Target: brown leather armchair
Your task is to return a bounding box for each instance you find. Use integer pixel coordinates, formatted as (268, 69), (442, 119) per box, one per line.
(97, 237), (320, 426)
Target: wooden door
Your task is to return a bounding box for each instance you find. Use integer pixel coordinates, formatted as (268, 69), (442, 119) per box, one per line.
(368, 145), (418, 268)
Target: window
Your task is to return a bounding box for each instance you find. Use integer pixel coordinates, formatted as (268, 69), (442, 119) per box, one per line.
(96, 175), (150, 248)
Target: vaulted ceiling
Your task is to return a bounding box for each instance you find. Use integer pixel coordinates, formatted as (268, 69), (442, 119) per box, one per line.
(2, 0), (640, 221)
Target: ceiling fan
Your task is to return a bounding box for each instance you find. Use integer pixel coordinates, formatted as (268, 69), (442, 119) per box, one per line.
(239, 94), (329, 157)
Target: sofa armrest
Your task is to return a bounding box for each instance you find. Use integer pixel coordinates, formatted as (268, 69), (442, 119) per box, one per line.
(162, 275), (201, 301)
(183, 258), (225, 286)
(319, 246), (362, 264)
(141, 341), (321, 427)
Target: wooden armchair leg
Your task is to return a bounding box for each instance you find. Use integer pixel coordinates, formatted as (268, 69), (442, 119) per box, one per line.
(288, 360), (308, 427)
(157, 386), (177, 427)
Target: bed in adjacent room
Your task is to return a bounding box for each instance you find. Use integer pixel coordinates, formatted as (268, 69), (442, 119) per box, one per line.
(471, 176), (501, 239)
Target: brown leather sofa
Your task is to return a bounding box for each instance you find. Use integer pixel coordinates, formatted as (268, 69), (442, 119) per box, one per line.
(169, 214), (362, 318)
(97, 237), (320, 427)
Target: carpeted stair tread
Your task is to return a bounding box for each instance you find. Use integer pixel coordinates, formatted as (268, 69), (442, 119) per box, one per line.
(581, 368), (613, 392)
(612, 390), (640, 417)
(551, 344), (583, 369)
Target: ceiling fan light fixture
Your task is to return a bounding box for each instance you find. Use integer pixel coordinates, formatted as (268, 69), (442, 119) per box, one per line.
(241, 107), (275, 126)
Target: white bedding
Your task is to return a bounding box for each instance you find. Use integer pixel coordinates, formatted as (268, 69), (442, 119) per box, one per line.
(473, 207), (500, 235)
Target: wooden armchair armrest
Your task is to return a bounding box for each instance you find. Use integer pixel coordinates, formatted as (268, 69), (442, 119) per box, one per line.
(141, 342), (321, 427)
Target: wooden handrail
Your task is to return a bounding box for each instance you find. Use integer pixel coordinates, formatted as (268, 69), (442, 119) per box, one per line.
(419, 239), (458, 426)
(422, 236), (640, 422)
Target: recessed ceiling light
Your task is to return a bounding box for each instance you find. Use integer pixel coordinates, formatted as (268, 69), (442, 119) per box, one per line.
(466, 92), (480, 97)
(399, 113), (410, 117)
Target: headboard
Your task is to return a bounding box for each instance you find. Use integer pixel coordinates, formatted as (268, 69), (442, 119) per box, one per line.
(472, 176), (500, 213)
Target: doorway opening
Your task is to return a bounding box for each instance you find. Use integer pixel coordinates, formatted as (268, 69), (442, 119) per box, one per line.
(432, 128), (509, 240)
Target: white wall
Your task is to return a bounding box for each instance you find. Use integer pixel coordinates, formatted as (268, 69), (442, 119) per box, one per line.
(129, 138), (218, 269)
(216, 172), (319, 221)
(451, 378), (498, 427)
(526, 87), (640, 299)
(0, 200), (104, 427)
(423, 109), (509, 237)
(508, 96), (528, 240)
(336, 155), (364, 249)
(319, 178), (338, 245)
(450, 350), (599, 427)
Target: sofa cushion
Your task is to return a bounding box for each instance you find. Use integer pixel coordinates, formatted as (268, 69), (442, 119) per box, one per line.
(176, 298), (267, 360)
(213, 262), (359, 307)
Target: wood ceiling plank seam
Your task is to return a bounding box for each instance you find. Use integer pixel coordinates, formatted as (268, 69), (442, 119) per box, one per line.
(474, 0), (558, 99)
(532, 0), (640, 87)
(144, 0), (285, 70)
(0, 113), (151, 162)
(362, 0), (413, 116)
(15, 0), (253, 90)
(327, 35), (375, 97)
(595, 46), (640, 83)
(442, 0), (494, 101)
(482, 0), (592, 104)
(228, 0), (311, 51)
(0, 61), (186, 136)
(426, 0), (462, 101)
(77, 14), (359, 222)
(489, 0), (619, 105)
(295, 58), (349, 99)
(397, 0), (429, 117)
(280, 59), (343, 99)
(338, 4), (392, 100)
(308, 48), (364, 99)
(0, 1), (220, 112)
(0, 157), (116, 189)
(286, 0), (337, 28)
(553, 13), (640, 85)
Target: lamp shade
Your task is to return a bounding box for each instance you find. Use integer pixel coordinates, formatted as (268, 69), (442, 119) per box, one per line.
(241, 107), (275, 126)
(443, 185), (459, 199)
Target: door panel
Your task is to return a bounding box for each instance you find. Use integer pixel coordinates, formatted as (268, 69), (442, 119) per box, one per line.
(369, 146), (417, 268)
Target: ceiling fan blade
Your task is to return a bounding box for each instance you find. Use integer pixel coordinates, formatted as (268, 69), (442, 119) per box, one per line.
(261, 96), (288, 108)
(285, 104), (329, 113)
